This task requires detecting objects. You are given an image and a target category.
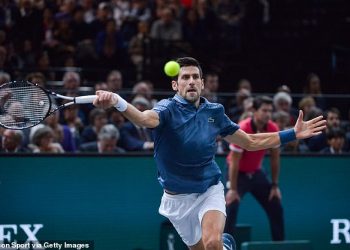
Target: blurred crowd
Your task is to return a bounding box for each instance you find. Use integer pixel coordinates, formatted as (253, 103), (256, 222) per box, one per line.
(0, 0), (349, 154)
(1, 0), (262, 83)
(0, 69), (350, 154)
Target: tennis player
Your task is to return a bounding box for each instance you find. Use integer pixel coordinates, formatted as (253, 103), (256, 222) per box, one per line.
(93, 57), (326, 250)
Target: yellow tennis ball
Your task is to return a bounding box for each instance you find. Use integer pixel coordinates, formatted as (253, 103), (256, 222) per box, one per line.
(164, 61), (180, 77)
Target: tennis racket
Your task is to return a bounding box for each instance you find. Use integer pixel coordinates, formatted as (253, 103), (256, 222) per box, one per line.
(0, 80), (97, 130)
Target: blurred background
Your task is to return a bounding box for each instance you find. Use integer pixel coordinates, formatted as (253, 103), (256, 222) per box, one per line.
(0, 0), (350, 250)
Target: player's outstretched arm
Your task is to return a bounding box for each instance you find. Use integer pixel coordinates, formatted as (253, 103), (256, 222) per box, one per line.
(225, 110), (326, 151)
(93, 90), (159, 128)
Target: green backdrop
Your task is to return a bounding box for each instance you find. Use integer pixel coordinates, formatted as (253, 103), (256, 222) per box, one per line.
(0, 155), (349, 250)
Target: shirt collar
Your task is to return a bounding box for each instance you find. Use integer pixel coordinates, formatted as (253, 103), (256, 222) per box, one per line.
(173, 94), (208, 107)
(330, 147), (342, 154)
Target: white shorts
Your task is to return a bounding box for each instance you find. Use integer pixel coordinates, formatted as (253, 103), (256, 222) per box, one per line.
(158, 182), (226, 246)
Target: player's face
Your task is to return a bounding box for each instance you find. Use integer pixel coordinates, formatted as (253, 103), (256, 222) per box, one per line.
(172, 66), (204, 106)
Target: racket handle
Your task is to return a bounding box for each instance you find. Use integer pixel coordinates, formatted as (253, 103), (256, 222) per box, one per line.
(75, 95), (97, 104)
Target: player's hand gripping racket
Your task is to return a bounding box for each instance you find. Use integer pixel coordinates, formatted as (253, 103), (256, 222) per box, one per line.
(0, 80), (96, 129)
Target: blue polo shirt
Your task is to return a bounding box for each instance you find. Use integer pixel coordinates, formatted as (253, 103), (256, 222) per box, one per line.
(152, 94), (239, 193)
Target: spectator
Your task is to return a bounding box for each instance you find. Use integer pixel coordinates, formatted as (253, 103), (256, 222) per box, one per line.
(41, 7), (57, 49)
(95, 18), (126, 69)
(61, 104), (84, 147)
(216, 0), (243, 50)
(79, 124), (125, 153)
(26, 72), (46, 88)
(194, 0), (221, 49)
(273, 91), (298, 125)
(304, 106), (323, 121)
(131, 81), (157, 106)
(12, 0), (42, 51)
(36, 51), (56, 81)
(237, 78), (252, 92)
(52, 12), (74, 48)
(224, 96), (284, 241)
(62, 71), (81, 95)
(307, 108), (344, 152)
(238, 97), (254, 122)
(71, 6), (91, 45)
(81, 108), (108, 143)
(303, 73), (327, 110)
(119, 96), (154, 151)
(111, 0), (130, 28)
(94, 81), (108, 91)
(107, 108), (126, 129)
(29, 125), (65, 153)
(17, 39), (36, 69)
(227, 78), (253, 121)
(277, 85), (291, 94)
(90, 2), (113, 39)
(44, 110), (76, 152)
(203, 72), (221, 103)
(0, 71), (11, 84)
(320, 127), (346, 154)
(228, 88), (251, 123)
(106, 70), (123, 93)
(122, 0), (152, 41)
(182, 8), (206, 49)
(1, 129), (28, 153)
(150, 7), (182, 41)
(298, 96), (316, 120)
(272, 110), (290, 130)
(81, 0), (95, 24)
(128, 20), (151, 80)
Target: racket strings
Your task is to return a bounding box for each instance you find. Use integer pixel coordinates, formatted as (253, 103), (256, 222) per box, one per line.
(0, 81), (50, 129)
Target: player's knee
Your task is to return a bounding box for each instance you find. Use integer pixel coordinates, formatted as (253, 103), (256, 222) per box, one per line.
(203, 234), (222, 250)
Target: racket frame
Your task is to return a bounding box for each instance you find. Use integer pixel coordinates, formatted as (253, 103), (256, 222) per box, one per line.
(0, 80), (96, 130)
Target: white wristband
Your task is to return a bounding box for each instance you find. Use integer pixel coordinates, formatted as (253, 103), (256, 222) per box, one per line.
(114, 94), (128, 112)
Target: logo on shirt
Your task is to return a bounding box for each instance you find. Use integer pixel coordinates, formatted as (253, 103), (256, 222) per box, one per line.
(208, 117), (215, 123)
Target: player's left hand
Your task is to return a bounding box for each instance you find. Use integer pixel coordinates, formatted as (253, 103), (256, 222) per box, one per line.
(294, 110), (326, 140)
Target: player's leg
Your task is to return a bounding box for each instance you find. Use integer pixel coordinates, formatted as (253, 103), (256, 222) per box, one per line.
(251, 171), (285, 240)
(195, 182), (236, 250)
(159, 192), (203, 248)
(188, 211), (225, 250)
(159, 183), (236, 250)
(189, 210), (235, 250)
(201, 210), (226, 249)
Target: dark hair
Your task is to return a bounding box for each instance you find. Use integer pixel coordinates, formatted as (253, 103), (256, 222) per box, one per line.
(26, 72), (46, 84)
(326, 127), (345, 140)
(204, 72), (218, 79)
(253, 96), (273, 110)
(304, 72), (321, 94)
(325, 107), (341, 119)
(174, 57), (203, 80)
(32, 126), (53, 145)
(89, 108), (107, 124)
(306, 72), (319, 84)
